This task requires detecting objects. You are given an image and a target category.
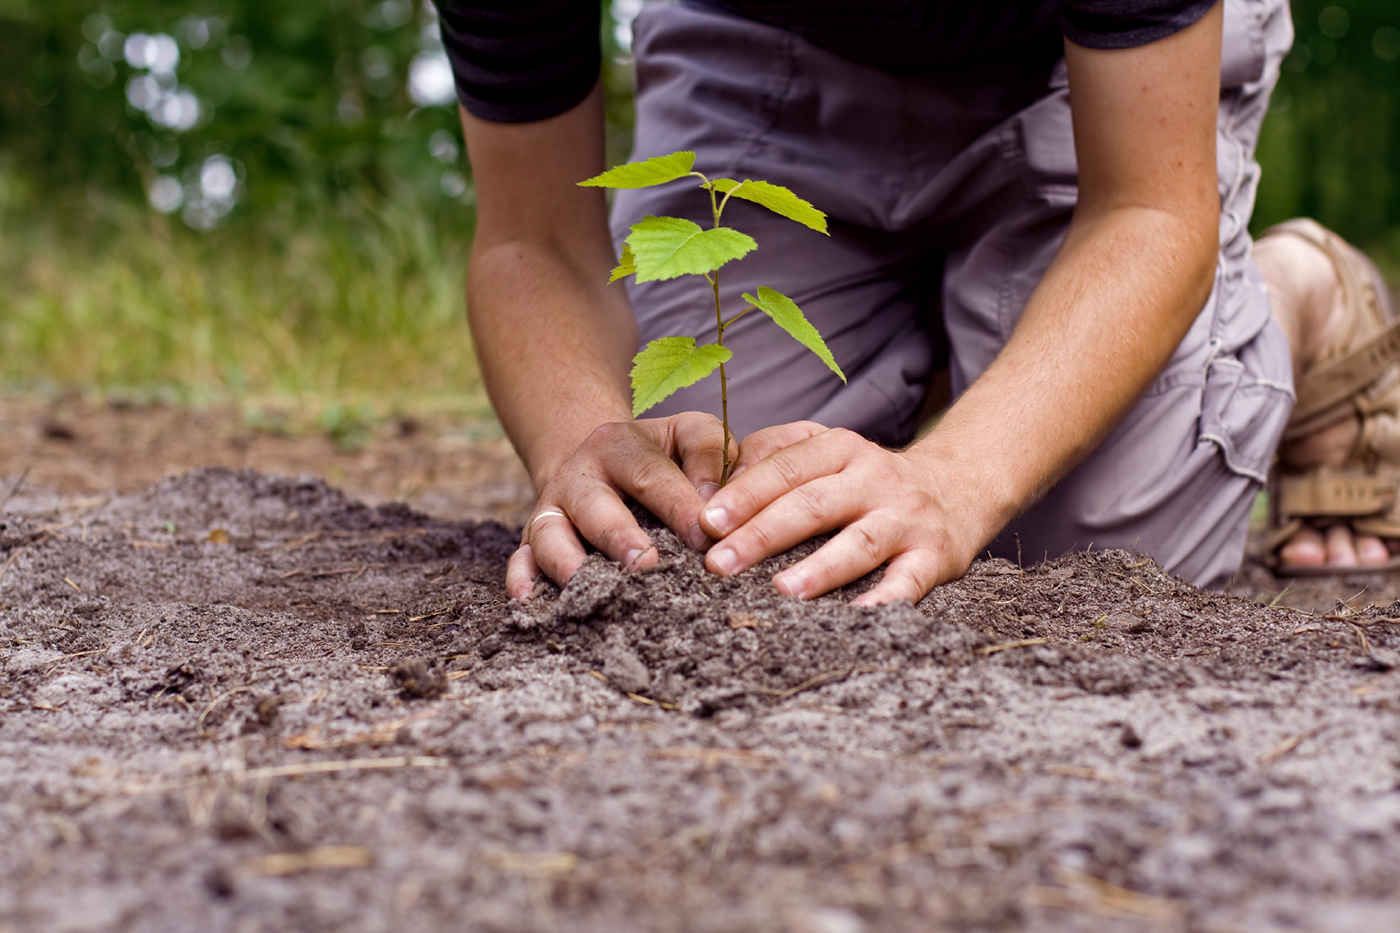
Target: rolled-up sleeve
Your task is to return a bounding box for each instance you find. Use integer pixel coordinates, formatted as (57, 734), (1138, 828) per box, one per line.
(438, 0), (601, 124)
(1060, 0), (1219, 50)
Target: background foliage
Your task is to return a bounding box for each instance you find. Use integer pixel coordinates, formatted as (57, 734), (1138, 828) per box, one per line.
(1254, 0), (1400, 254)
(0, 0), (1395, 403)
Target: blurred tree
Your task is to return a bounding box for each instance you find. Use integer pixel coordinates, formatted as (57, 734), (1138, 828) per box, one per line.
(1253, 0), (1400, 254)
(0, 0), (1395, 255)
(0, 0), (467, 229)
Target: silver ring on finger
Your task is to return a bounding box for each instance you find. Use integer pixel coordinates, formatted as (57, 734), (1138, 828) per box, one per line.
(527, 508), (568, 538)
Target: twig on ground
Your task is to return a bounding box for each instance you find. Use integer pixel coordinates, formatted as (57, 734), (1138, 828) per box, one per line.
(625, 692), (679, 710)
(652, 747), (779, 769)
(1352, 672), (1393, 696)
(283, 708), (439, 750)
(750, 665), (884, 700)
(278, 563), (388, 580)
(196, 686), (260, 737)
(0, 468), (29, 512)
(484, 850), (578, 878)
(274, 532), (321, 551)
(1349, 622), (1374, 655)
(1043, 764), (1122, 783)
(44, 648), (107, 669)
(976, 637), (1049, 655)
(123, 755), (448, 796)
(1026, 868), (1183, 921)
(0, 544), (33, 586)
(585, 669), (679, 708)
(236, 846), (374, 877)
(1259, 723), (1328, 765)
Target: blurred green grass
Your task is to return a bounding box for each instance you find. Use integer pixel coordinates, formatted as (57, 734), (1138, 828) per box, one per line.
(1, 0), (1394, 419)
(0, 169), (487, 417)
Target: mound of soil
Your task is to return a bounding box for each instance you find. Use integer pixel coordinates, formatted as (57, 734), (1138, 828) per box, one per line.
(3, 467), (1400, 932)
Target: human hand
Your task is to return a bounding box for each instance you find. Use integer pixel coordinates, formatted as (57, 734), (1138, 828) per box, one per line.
(698, 423), (987, 606)
(506, 412), (732, 599)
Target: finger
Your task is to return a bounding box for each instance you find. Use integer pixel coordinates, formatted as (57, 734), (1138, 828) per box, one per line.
(706, 473), (854, 579)
(702, 428), (859, 540)
(505, 544), (541, 600)
(730, 421), (828, 478)
(851, 550), (943, 607)
(527, 508), (593, 588)
(767, 516), (899, 600)
(667, 412), (735, 496)
(552, 479), (661, 571)
(596, 426), (709, 551)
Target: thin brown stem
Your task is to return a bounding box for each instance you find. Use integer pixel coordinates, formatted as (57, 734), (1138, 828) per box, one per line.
(716, 180), (744, 218)
(722, 304), (757, 329)
(706, 180), (733, 485)
(715, 268), (731, 485)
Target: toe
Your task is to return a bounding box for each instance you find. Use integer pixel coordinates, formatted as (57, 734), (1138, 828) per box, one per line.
(1278, 526), (1327, 567)
(1324, 525), (1361, 567)
(1356, 534), (1390, 566)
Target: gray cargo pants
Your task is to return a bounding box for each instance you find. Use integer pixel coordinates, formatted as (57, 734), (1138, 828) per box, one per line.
(614, 0), (1296, 588)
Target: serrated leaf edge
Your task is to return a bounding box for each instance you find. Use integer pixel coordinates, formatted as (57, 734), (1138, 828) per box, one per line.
(630, 337), (733, 417)
(578, 151), (698, 189)
(742, 287), (845, 383)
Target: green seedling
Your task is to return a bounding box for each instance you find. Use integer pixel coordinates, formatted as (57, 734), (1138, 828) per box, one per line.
(579, 151), (845, 484)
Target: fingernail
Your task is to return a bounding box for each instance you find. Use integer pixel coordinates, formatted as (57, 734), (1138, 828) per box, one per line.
(703, 505), (732, 536)
(776, 571), (808, 600)
(730, 465), (747, 480)
(697, 481), (720, 503)
(710, 546), (740, 576)
(623, 548), (646, 570)
(686, 523), (708, 550)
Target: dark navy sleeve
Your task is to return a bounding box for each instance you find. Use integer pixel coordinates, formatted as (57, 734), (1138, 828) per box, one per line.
(1060, 0), (1219, 50)
(437, 0), (601, 124)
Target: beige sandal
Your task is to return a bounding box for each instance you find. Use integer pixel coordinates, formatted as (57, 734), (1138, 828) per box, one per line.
(1264, 219), (1400, 575)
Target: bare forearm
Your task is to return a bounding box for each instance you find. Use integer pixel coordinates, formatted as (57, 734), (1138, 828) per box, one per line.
(906, 206), (1216, 545)
(459, 86), (641, 490)
(903, 8), (1223, 552)
(468, 242), (636, 489)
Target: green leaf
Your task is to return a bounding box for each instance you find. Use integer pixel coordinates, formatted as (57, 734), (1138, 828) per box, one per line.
(626, 216), (757, 282)
(712, 178), (828, 234)
(742, 287), (846, 383)
(609, 243), (636, 283)
(630, 337), (732, 418)
(578, 151), (697, 189)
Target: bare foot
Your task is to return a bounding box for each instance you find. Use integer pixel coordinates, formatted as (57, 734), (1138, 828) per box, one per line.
(1257, 228), (1397, 570)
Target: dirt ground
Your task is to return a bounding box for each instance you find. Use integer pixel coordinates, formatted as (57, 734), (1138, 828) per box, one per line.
(4, 399), (1400, 932)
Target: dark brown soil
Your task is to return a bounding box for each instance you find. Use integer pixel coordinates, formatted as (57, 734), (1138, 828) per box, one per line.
(4, 464), (1400, 933)
(0, 395), (534, 526)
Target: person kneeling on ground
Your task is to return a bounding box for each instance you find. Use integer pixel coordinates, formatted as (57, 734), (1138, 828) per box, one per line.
(440, 0), (1400, 603)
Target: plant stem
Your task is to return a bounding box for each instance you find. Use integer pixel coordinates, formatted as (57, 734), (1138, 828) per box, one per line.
(722, 304), (756, 329)
(707, 181), (732, 485)
(714, 269), (731, 486)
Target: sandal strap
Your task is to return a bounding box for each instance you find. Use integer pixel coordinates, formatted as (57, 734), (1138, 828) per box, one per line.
(1275, 469), (1399, 518)
(1265, 219), (1397, 428)
(1290, 317), (1400, 428)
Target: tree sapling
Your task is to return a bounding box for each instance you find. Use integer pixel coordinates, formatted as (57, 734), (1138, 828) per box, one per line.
(579, 151), (846, 484)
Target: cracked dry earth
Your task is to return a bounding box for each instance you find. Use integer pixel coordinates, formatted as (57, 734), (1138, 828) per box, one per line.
(3, 467), (1400, 933)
